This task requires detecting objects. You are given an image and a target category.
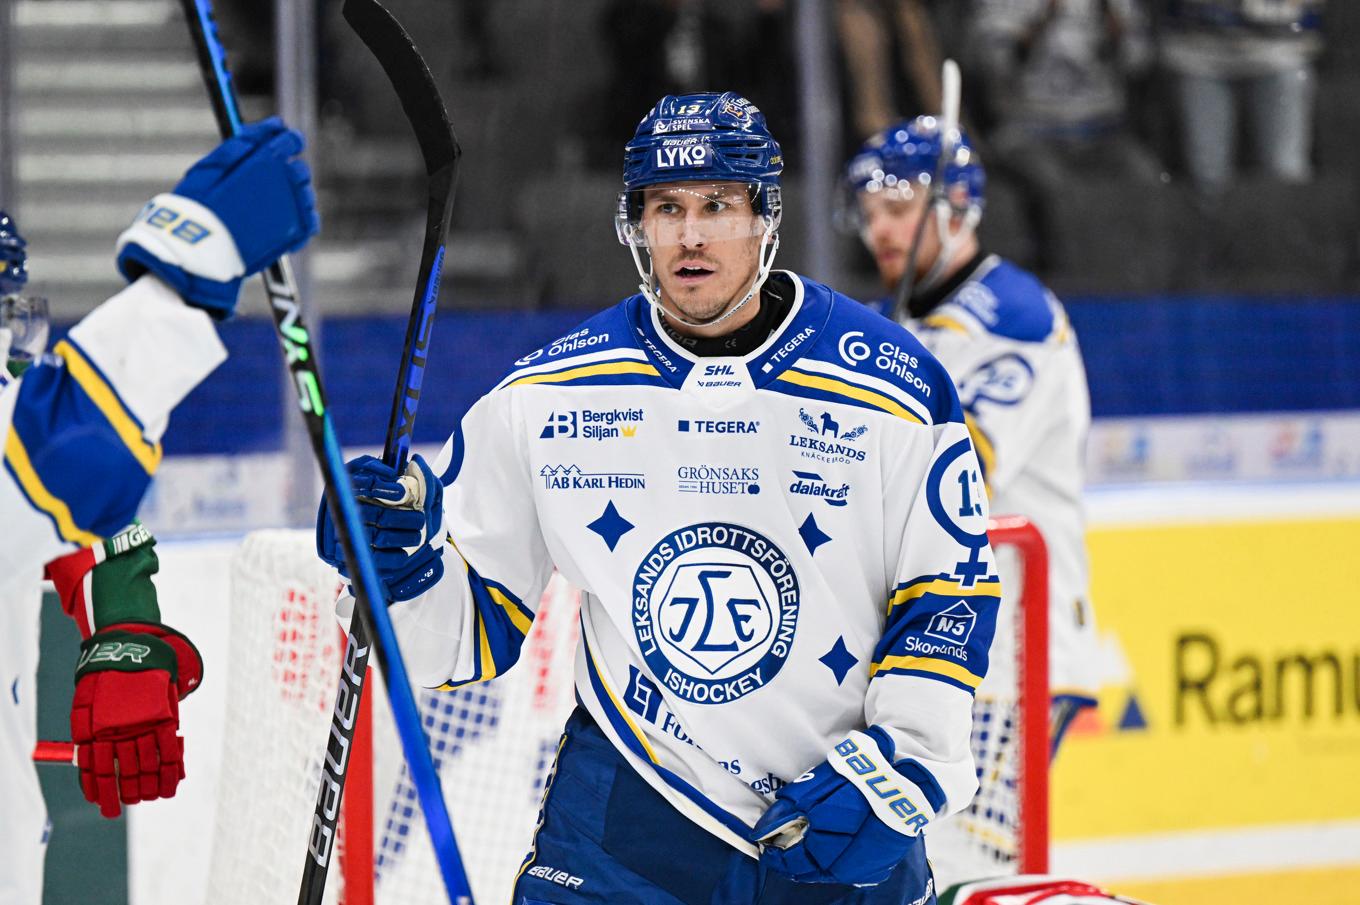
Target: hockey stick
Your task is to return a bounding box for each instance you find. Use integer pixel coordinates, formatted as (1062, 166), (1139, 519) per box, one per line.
(892, 58), (961, 322)
(175, 3), (472, 904)
(291, 1), (467, 904)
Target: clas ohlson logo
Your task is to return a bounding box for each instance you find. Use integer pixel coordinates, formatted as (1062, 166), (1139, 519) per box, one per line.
(632, 522), (800, 704)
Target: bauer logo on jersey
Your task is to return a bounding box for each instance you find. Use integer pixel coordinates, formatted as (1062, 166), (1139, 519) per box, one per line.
(925, 601), (978, 646)
(632, 522), (799, 705)
(787, 408), (868, 465)
(538, 407), (644, 441)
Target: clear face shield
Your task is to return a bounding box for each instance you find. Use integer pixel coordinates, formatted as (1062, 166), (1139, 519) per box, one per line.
(1, 293), (51, 375)
(615, 182), (780, 249)
(615, 181), (783, 329)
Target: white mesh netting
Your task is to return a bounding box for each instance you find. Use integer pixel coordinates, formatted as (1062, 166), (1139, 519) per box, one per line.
(206, 530), (579, 905)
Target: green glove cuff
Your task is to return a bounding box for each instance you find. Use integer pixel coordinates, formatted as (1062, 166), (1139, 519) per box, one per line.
(75, 629), (178, 684)
(91, 522), (162, 629)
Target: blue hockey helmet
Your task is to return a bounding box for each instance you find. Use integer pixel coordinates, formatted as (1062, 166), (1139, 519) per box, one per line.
(0, 211), (49, 373)
(616, 92), (784, 248)
(0, 210), (29, 296)
(840, 116), (985, 231)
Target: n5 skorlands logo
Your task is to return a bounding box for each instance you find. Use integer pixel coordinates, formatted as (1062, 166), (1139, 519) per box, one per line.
(540, 464), (645, 491)
(787, 470), (849, 506)
(787, 408), (868, 464)
(539, 407), (644, 441)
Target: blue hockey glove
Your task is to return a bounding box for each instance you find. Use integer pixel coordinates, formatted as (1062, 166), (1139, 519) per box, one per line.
(116, 117), (319, 319)
(316, 454), (445, 602)
(751, 728), (941, 887)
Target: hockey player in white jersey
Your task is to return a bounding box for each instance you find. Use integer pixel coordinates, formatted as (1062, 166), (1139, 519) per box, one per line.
(1, 119), (317, 904)
(842, 119), (1101, 757)
(320, 93), (1000, 903)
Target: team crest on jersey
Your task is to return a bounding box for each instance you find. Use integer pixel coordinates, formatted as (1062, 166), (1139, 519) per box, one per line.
(632, 522), (799, 705)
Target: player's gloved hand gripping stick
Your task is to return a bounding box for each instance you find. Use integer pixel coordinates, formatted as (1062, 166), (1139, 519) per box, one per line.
(176, 1), (466, 903)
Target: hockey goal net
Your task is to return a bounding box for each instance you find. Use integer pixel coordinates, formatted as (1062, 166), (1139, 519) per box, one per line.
(206, 518), (1047, 904)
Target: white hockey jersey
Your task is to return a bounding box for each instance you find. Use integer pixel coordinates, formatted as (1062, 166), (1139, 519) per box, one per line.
(393, 272), (1002, 854)
(0, 273), (224, 904)
(0, 274), (225, 576)
(903, 254), (1100, 702)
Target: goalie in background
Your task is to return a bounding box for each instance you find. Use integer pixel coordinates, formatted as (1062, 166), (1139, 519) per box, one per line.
(840, 119), (1102, 886)
(0, 120), (318, 904)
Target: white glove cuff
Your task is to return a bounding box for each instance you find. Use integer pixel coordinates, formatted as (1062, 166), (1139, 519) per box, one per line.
(116, 193), (246, 282)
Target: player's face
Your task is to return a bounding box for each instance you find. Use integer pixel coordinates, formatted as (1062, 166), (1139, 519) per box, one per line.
(641, 182), (765, 328)
(858, 187), (940, 292)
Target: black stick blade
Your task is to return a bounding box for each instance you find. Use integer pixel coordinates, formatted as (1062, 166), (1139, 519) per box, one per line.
(342, 0), (460, 176)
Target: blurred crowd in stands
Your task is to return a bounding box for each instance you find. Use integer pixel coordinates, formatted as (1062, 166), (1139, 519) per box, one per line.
(223, 0), (1354, 301)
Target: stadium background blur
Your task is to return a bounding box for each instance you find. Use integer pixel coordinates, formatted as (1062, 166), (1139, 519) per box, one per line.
(2, 1), (1358, 904)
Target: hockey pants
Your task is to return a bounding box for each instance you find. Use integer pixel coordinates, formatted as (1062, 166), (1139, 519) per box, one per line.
(512, 706), (937, 905)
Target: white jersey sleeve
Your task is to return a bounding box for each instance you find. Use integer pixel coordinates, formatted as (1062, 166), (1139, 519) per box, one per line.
(386, 386), (554, 689)
(907, 254), (1100, 701)
(867, 412), (1001, 822)
(0, 275), (226, 575)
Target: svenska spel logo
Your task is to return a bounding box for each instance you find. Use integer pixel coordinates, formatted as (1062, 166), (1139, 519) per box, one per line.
(632, 522), (799, 705)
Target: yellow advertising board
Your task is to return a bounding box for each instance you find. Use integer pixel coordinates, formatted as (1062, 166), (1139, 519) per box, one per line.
(1051, 515), (1360, 901)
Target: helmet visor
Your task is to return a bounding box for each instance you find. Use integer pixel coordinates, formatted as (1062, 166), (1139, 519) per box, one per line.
(1, 294), (50, 365)
(836, 172), (930, 235)
(616, 182), (778, 248)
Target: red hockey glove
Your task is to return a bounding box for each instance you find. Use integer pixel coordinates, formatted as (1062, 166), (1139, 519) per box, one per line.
(71, 620), (203, 818)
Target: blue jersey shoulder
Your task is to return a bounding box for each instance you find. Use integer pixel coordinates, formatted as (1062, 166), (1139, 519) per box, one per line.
(948, 257), (1058, 344)
(498, 302), (638, 381)
(798, 277), (962, 425)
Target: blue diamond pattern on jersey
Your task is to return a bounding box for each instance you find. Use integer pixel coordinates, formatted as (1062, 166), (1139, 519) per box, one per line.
(819, 636), (857, 685)
(588, 500), (634, 552)
(798, 512), (831, 555)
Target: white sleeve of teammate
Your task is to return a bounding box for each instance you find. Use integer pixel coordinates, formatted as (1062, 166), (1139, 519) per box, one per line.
(386, 387), (553, 689)
(0, 275), (226, 574)
(919, 326), (1052, 495)
(865, 415), (1001, 824)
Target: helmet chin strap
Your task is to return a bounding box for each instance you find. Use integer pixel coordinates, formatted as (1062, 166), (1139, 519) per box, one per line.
(914, 200), (980, 295)
(630, 221), (780, 331)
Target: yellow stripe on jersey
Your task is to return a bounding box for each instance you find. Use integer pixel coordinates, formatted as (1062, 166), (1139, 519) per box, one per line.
(870, 654), (984, 690)
(777, 369), (925, 425)
(586, 642), (659, 764)
(887, 576), (1001, 615)
(922, 314), (970, 336)
(490, 585), (534, 637)
(504, 359), (660, 389)
(54, 340), (162, 474)
(964, 412), (996, 486)
(3, 428), (101, 546)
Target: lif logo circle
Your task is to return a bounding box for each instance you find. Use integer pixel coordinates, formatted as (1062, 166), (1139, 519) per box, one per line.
(631, 522), (800, 704)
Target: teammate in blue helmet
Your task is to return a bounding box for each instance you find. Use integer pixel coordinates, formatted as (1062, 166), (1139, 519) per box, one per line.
(615, 92), (784, 335)
(327, 89), (1003, 905)
(0, 211), (50, 376)
(841, 116), (985, 317)
(842, 118), (1102, 891)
